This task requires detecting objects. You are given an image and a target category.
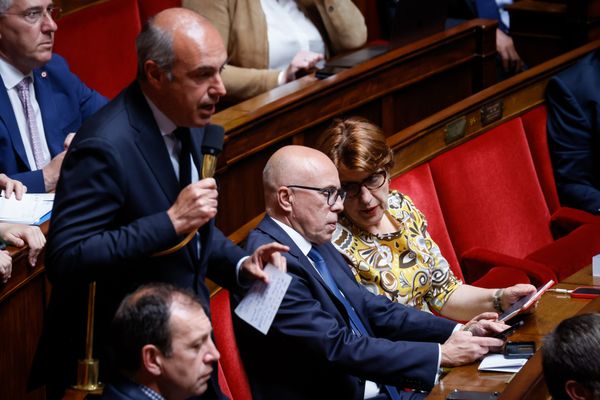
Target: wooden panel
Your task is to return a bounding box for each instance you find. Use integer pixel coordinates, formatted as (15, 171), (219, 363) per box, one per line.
(213, 19), (498, 234)
(0, 224), (49, 400)
(507, 0), (600, 67)
(387, 40), (600, 176)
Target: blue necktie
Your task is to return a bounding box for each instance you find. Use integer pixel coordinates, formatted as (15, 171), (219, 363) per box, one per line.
(307, 247), (402, 400)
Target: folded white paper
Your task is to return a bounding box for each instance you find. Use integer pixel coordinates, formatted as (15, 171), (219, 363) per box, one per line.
(478, 354), (528, 373)
(0, 192), (54, 225)
(234, 264), (291, 335)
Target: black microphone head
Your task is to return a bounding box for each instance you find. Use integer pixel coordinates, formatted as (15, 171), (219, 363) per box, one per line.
(201, 124), (225, 156)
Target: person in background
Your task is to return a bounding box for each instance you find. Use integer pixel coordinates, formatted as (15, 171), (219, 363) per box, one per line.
(236, 144), (508, 399)
(0, 0), (107, 192)
(318, 117), (536, 322)
(445, 0), (524, 77)
(183, 0), (367, 102)
(0, 173), (45, 282)
(102, 283), (220, 400)
(546, 49), (600, 215)
(542, 313), (600, 400)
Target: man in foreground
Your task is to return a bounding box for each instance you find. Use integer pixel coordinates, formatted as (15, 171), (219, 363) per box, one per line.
(102, 283), (220, 400)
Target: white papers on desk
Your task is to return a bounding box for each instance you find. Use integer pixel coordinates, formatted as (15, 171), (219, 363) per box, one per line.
(234, 264), (291, 335)
(478, 354), (528, 373)
(0, 192), (54, 225)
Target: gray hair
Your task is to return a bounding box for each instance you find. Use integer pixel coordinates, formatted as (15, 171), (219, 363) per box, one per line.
(0, 0), (13, 14)
(136, 18), (174, 81)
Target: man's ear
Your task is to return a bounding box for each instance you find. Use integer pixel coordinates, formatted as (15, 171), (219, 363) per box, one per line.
(277, 187), (293, 212)
(565, 380), (592, 400)
(141, 344), (163, 377)
(144, 60), (164, 89)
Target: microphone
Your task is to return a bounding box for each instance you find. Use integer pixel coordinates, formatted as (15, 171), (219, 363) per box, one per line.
(152, 124), (225, 258)
(201, 124), (225, 179)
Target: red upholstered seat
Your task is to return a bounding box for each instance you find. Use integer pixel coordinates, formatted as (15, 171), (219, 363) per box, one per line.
(54, 0), (141, 99)
(138, 0), (181, 23)
(391, 164), (533, 288)
(429, 117), (600, 281)
(210, 289), (252, 400)
(217, 361), (233, 399)
(521, 105), (600, 230)
(390, 164), (464, 282)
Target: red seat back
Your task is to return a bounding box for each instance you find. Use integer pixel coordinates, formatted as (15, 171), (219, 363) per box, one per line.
(430, 118), (554, 260)
(520, 105), (562, 213)
(54, 0), (140, 99)
(390, 163), (464, 282)
(210, 289), (252, 400)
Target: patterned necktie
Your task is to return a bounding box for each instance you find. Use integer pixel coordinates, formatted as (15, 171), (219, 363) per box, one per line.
(307, 247), (402, 400)
(15, 77), (47, 169)
(173, 127), (192, 189)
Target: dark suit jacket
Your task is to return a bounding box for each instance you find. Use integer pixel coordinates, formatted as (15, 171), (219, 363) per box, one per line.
(100, 378), (152, 400)
(235, 216), (457, 400)
(32, 82), (245, 398)
(0, 54), (107, 192)
(546, 49), (600, 214)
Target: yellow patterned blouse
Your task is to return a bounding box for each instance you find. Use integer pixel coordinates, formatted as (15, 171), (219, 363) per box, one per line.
(331, 191), (461, 313)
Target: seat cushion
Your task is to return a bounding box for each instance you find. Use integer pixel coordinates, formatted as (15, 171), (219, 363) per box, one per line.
(472, 266), (530, 288)
(526, 223), (600, 280)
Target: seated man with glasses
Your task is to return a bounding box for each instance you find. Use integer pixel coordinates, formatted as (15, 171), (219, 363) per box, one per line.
(318, 117), (537, 322)
(234, 144), (509, 399)
(0, 0), (107, 192)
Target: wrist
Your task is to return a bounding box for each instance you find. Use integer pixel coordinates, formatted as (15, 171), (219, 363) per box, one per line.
(493, 289), (504, 313)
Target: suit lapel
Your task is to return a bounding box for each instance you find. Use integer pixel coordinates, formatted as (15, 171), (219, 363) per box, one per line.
(258, 217), (347, 302)
(126, 83), (180, 204)
(0, 74), (30, 169)
(33, 65), (61, 157)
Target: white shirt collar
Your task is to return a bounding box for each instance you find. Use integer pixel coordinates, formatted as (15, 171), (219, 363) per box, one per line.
(0, 57), (32, 89)
(143, 94), (177, 136)
(270, 215), (313, 256)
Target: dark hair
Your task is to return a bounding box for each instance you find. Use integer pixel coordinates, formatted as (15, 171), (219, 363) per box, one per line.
(110, 283), (204, 373)
(542, 313), (600, 400)
(317, 117), (395, 174)
(136, 18), (174, 81)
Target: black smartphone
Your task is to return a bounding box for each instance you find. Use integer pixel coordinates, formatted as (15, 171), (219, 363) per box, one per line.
(446, 389), (500, 400)
(0, 241), (6, 250)
(493, 320), (524, 339)
(504, 341), (535, 359)
(315, 66), (349, 79)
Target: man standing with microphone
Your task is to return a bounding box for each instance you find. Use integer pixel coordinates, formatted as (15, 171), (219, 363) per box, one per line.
(31, 8), (287, 399)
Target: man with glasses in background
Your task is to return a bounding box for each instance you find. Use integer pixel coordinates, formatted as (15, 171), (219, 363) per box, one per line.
(235, 145), (509, 400)
(0, 0), (106, 192)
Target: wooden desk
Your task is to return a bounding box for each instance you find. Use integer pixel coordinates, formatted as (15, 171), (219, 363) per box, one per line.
(560, 265), (600, 286)
(427, 268), (600, 399)
(212, 19), (497, 235)
(0, 223), (49, 400)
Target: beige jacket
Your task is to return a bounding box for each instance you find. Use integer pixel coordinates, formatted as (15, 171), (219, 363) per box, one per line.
(183, 0), (367, 101)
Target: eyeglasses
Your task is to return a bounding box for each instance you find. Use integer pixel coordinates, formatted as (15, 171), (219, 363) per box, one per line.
(341, 170), (387, 197)
(286, 185), (347, 206)
(2, 5), (62, 24)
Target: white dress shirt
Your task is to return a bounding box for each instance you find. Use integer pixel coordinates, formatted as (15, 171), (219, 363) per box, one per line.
(260, 0), (325, 71)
